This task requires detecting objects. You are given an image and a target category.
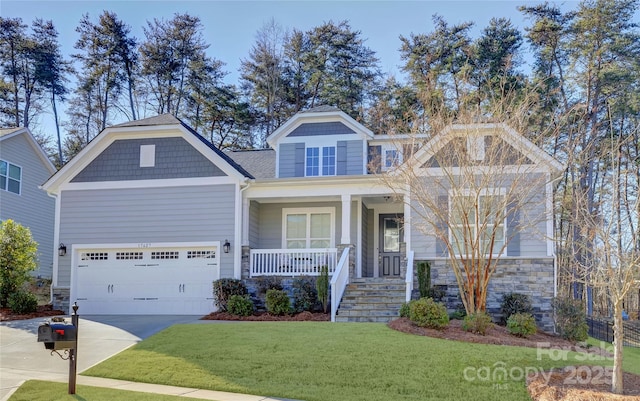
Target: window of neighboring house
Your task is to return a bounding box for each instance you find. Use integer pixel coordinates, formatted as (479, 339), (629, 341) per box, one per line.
(306, 146), (336, 176)
(0, 160), (21, 195)
(449, 192), (505, 256)
(283, 208), (334, 249)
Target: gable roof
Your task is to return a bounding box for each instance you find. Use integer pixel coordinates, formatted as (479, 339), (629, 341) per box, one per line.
(0, 127), (56, 174)
(266, 107), (373, 148)
(42, 114), (253, 193)
(409, 123), (564, 174)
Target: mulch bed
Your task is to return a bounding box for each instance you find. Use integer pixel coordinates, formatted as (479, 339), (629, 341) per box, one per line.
(0, 304), (65, 322)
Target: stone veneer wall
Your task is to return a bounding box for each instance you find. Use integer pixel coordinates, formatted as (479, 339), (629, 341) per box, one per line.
(52, 286), (70, 313)
(414, 258), (555, 332)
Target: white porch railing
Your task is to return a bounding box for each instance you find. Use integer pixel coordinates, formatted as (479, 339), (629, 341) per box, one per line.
(330, 248), (350, 322)
(250, 248), (338, 277)
(405, 250), (415, 302)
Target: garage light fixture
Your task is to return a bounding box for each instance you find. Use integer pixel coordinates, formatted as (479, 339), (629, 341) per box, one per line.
(223, 239), (231, 254)
(58, 243), (67, 257)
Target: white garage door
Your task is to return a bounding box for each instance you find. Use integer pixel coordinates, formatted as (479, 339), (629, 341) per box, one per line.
(74, 245), (218, 315)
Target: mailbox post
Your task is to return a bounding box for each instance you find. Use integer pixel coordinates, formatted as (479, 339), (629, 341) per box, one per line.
(37, 302), (79, 395)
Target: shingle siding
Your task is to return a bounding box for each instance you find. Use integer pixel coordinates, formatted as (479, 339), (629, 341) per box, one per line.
(0, 133), (55, 278)
(287, 122), (355, 137)
(72, 137), (226, 182)
(56, 184), (236, 286)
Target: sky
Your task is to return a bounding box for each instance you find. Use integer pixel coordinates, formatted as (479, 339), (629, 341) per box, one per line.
(1, 0), (582, 135)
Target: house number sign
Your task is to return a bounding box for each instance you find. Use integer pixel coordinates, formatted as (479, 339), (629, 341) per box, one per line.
(138, 243), (152, 248)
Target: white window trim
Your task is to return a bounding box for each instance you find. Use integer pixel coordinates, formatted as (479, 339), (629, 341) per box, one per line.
(467, 135), (485, 161)
(305, 146), (336, 177)
(448, 188), (507, 257)
(282, 207), (336, 249)
(0, 159), (22, 195)
(381, 144), (402, 171)
(139, 144), (156, 167)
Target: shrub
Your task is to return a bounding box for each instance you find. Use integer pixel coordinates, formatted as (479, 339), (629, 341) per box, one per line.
(462, 312), (493, 335)
(553, 297), (588, 342)
(256, 276), (283, 295)
(399, 301), (414, 318)
(266, 289), (291, 316)
(316, 265), (329, 313)
(507, 313), (537, 338)
(449, 310), (466, 320)
(8, 290), (38, 314)
(417, 261), (430, 298)
(227, 295), (254, 316)
(293, 277), (317, 312)
(500, 293), (533, 324)
(212, 279), (247, 311)
(409, 298), (449, 329)
(0, 220), (38, 307)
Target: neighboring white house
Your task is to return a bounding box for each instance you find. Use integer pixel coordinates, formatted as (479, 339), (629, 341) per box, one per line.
(0, 127), (57, 278)
(42, 107), (562, 330)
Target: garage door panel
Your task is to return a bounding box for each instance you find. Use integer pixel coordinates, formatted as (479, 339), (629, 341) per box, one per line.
(74, 246), (218, 315)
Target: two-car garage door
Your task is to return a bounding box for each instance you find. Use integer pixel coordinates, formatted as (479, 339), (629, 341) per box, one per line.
(73, 245), (218, 315)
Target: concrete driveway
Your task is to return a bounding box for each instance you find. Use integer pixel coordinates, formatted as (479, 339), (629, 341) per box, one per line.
(0, 315), (200, 400)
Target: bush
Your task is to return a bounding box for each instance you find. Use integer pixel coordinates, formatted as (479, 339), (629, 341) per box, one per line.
(399, 301), (414, 318)
(227, 295), (254, 316)
(0, 220), (38, 307)
(500, 293), (533, 324)
(553, 297), (588, 342)
(409, 298), (449, 329)
(449, 310), (466, 320)
(293, 277), (317, 312)
(507, 313), (537, 338)
(266, 289), (291, 316)
(316, 265), (329, 313)
(8, 290), (38, 314)
(212, 279), (247, 311)
(462, 312), (493, 335)
(417, 261), (430, 298)
(256, 276), (283, 295)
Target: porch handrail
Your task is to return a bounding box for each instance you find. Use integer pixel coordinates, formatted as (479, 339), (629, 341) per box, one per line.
(330, 248), (350, 322)
(250, 248), (338, 277)
(405, 250), (415, 302)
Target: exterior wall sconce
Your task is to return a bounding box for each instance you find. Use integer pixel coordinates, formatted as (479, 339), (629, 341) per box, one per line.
(223, 239), (231, 254)
(58, 243), (67, 257)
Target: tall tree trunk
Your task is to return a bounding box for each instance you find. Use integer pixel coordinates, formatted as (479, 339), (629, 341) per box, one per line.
(612, 299), (624, 394)
(51, 90), (63, 164)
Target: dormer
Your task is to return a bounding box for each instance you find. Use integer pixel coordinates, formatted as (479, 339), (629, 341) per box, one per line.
(267, 106), (374, 178)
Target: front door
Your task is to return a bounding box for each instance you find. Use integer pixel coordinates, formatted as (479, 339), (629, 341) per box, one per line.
(379, 214), (403, 277)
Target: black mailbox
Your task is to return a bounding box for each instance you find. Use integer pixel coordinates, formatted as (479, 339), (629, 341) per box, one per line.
(37, 323), (77, 350)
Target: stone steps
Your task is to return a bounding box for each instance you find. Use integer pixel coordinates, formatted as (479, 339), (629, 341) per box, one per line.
(335, 278), (405, 323)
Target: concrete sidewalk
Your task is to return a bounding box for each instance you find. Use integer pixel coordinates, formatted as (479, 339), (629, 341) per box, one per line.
(1, 316), (297, 401)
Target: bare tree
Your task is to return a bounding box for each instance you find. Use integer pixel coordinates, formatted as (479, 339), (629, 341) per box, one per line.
(377, 100), (563, 315)
(575, 133), (639, 394)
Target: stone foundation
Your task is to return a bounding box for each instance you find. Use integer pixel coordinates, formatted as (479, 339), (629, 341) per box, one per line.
(414, 258), (555, 332)
(52, 286), (70, 313)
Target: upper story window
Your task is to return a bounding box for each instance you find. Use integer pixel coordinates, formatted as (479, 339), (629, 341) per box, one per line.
(0, 160), (21, 195)
(385, 149), (400, 168)
(449, 191), (505, 257)
(306, 146), (335, 176)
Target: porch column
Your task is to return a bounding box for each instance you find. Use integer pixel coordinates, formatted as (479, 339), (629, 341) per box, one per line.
(340, 194), (351, 245)
(242, 198), (250, 246)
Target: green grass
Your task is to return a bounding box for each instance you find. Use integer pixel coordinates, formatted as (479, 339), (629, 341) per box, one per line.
(586, 337), (640, 375)
(82, 322), (596, 401)
(9, 380), (218, 401)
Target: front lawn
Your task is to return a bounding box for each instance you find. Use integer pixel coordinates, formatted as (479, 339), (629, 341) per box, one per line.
(83, 322), (594, 401)
(9, 380), (217, 401)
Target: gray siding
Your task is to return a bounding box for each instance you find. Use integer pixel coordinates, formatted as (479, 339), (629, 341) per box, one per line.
(361, 204), (372, 277)
(256, 202), (343, 249)
(278, 142), (304, 178)
(57, 184), (236, 286)
(287, 122), (354, 137)
(337, 140), (363, 175)
(0, 134), (55, 278)
(249, 200), (260, 248)
(72, 137), (226, 182)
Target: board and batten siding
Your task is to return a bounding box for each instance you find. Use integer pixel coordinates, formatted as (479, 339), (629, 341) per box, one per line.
(336, 140), (364, 175)
(249, 200), (260, 248)
(57, 184), (236, 286)
(72, 137), (226, 182)
(0, 133), (55, 278)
